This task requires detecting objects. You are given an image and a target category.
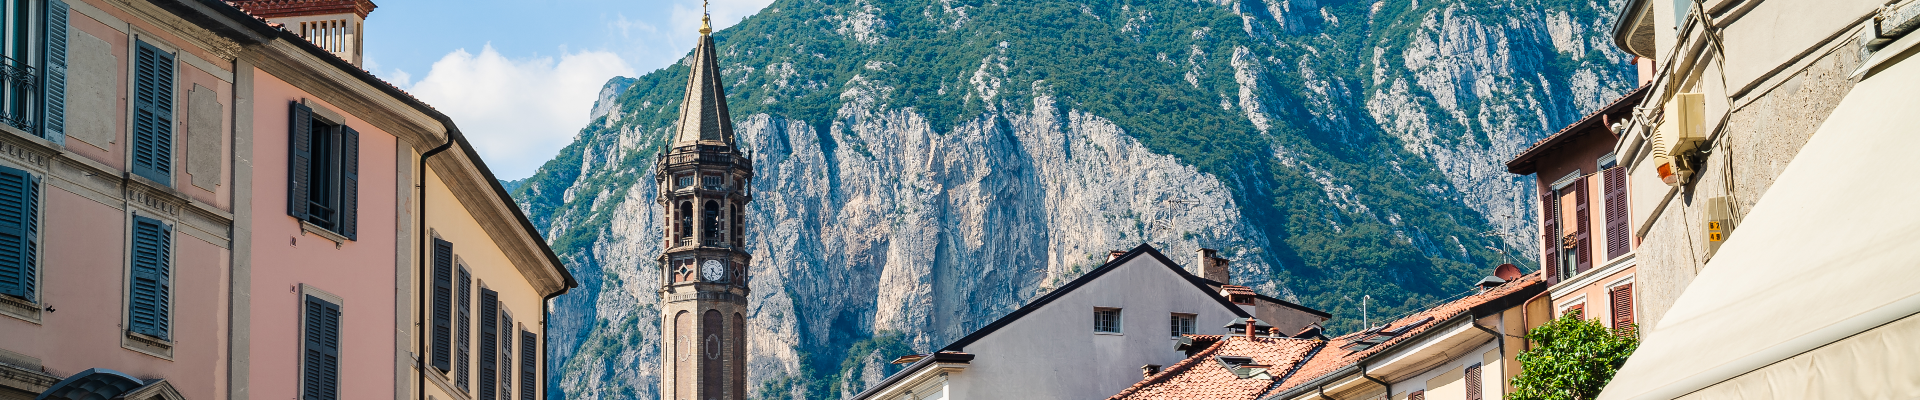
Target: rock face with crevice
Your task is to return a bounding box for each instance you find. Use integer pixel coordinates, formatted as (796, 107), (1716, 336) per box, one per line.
(516, 0), (1633, 399)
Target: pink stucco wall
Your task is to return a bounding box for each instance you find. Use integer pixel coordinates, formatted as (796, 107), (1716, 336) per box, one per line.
(247, 68), (399, 400)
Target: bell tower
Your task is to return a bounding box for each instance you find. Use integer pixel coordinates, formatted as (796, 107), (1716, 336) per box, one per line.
(657, 10), (753, 400)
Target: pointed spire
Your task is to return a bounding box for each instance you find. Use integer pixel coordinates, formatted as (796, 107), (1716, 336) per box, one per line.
(673, 9), (734, 146)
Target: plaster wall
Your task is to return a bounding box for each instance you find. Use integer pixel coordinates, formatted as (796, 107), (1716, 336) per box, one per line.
(1549, 264), (1637, 327)
(245, 69), (400, 400)
(943, 255), (1243, 400)
(1386, 339), (1500, 400)
(420, 162), (549, 400)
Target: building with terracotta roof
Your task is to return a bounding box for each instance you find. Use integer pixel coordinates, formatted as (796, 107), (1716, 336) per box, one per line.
(853, 244), (1328, 400)
(1107, 334), (1323, 400)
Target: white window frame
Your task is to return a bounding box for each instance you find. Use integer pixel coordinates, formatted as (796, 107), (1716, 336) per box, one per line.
(1094, 307), (1122, 335)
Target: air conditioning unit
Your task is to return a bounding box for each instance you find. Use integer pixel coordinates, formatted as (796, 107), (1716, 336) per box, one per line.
(1651, 93), (1707, 186)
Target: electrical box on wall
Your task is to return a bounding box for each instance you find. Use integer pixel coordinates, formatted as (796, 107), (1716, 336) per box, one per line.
(1705, 196), (1735, 256)
(1653, 93), (1707, 186)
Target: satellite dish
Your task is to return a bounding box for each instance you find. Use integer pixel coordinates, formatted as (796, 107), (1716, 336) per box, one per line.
(35, 368), (142, 400)
(1494, 263), (1523, 281)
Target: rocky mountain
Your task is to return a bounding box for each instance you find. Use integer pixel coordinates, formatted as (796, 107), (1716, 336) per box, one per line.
(513, 0), (1635, 398)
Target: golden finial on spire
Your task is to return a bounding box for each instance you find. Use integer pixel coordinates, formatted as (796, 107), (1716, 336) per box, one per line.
(699, 0), (712, 35)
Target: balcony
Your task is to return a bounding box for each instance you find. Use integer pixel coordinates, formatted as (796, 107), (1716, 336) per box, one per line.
(0, 56), (38, 134)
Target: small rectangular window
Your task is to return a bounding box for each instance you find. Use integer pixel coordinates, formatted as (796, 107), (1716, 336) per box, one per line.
(1094, 308), (1121, 333)
(677, 175), (694, 188)
(1466, 363), (1483, 400)
(456, 266), (472, 389)
(703, 175), (722, 189)
(1169, 313), (1195, 337)
(0, 165), (39, 304)
(128, 215), (172, 340)
(303, 294), (342, 400)
(287, 102), (359, 240)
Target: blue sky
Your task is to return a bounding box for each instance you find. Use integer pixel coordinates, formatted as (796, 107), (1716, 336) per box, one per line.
(361, 0), (776, 179)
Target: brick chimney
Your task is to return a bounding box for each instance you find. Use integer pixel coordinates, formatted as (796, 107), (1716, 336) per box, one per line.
(230, 0), (378, 66)
(1108, 250), (1128, 262)
(1197, 248), (1230, 284)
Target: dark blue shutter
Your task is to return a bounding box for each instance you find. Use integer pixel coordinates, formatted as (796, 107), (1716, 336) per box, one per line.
(303, 295), (342, 400)
(519, 330), (535, 400)
(130, 41), (174, 186)
(457, 267), (471, 389)
(431, 238), (453, 372)
(287, 102), (313, 220)
(41, 0), (68, 144)
(338, 125), (358, 240)
(0, 166), (34, 300)
(478, 288), (498, 400)
(500, 310), (513, 397)
(129, 215), (171, 339)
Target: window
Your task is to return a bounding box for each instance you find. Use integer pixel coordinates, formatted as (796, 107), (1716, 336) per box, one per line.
(1409, 390), (1425, 400)
(456, 266), (472, 390)
(703, 175), (721, 189)
(519, 330), (536, 400)
(1611, 283), (1635, 331)
(430, 237), (454, 372)
(1169, 313), (1195, 337)
(479, 288), (498, 400)
(1604, 166), (1631, 259)
(0, 165), (38, 305)
(1466, 363), (1483, 400)
(676, 175), (693, 188)
(302, 294), (342, 400)
(130, 40), (175, 186)
(0, 0), (69, 142)
(499, 308), (513, 399)
(128, 215), (171, 340)
(1094, 308), (1121, 333)
(287, 101), (359, 240)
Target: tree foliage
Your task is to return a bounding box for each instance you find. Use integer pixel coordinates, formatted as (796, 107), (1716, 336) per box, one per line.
(1510, 312), (1639, 400)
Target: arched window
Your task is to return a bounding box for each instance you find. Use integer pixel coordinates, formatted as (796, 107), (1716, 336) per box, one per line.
(703, 200), (721, 240)
(677, 202), (693, 240)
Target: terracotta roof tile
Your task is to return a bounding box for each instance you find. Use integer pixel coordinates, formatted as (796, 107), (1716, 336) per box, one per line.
(228, 0), (377, 19)
(1109, 336), (1323, 400)
(1268, 273), (1545, 395)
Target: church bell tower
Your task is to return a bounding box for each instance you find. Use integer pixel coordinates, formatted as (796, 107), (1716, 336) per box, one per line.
(657, 11), (753, 400)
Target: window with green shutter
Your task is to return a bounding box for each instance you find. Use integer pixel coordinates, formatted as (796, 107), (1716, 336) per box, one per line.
(287, 101), (359, 240)
(479, 288), (498, 400)
(0, 164), (36, 302)
(40, 0), (68, 144)
(128, 215), (171, 339)
(432, 237), (453, 372)
(519, 330), (535, 400)
(456, 266), (472, 390)
(303, 294), (342, 400)
(130, 40), (174, 186)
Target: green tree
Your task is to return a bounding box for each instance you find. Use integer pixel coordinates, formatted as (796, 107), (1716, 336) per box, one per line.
(1510, 311), (1640, 400)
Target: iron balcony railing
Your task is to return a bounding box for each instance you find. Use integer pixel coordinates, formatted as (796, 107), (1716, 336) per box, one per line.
(0, 56), (37, 134)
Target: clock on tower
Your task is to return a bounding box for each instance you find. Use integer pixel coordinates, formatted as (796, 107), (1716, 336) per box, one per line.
(655, 9), (754, 400)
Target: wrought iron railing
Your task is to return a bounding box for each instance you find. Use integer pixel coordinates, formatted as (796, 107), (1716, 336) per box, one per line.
(0, 56), (38, 133)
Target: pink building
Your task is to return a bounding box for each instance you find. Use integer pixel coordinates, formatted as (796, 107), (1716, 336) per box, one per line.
(0, 1), (574, 399)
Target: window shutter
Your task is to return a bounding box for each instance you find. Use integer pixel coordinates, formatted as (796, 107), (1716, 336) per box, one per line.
(431, 238), (453, 372)
(1604, 167), (1630, 259)
(1465, 363), (1483, 400)
(457, 267), (472, 389)
(131, 41), (175, 186)
(1410, 391), (1425, 400)
(1540, 192), (1558, 285)
(338, 125), (358, 240)
(479, 288), (498, 400)
(519, 330), (536, 400)
(1574, 176), (1592, 273)
(0, 166), (33, 300)
(500, 310), (513, 397)
(288, 102), (314, 220)
(129, 215), (171, 339)
(1611, 283), (1635, 331)
(303, 295), (342, 400)
(41, 0), (69, 144)
(1568, 303), (1585, 319)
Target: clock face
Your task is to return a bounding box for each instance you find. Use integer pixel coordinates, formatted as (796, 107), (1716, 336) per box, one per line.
(702, 260), (726, 282)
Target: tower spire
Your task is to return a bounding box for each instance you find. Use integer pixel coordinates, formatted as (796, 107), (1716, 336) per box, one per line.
(673, 4), (734, 146)
(700, 0), (712, 35)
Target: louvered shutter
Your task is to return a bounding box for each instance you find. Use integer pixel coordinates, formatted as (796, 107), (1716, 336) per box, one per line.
(1568, 303), (1585, 319)
(500, 309), (513, 397)
(432, 238), (454, 372)
(0, 166), (34, 300)
(1604, 167), (1630, 259)
(41, 0), (68, 144)
(129, 215), (171, 339)
(130, 41), (174, 186)
(1410, 391), (1425, 400)
(457, 267), (472, 389)
(288, 102), (313, 220)
(1574, 176), (1592, 273)
(520, 330), (536, 400)
(1540, 192), (1558, 285)
(479, 288), (498, 400)
(1612, 283), (1635, 331)
(1466, 363), (1483, 400)
(303, 295), (342, 400)
(338, 125), (358, 239)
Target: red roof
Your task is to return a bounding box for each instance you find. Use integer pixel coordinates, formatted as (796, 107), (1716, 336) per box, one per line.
(1269, 273), (1545, 395)
(1109, 335), (1323, 400)
(228, 0), (377, 19)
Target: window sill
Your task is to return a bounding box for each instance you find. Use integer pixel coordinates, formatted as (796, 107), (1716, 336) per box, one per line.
(123, 330), (174, 360)
(0, 295), (40, 324)
(300, 220), (349, 247)
(1093, 331), (1123, 336)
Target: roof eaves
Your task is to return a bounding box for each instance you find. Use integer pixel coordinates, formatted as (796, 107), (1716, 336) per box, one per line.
(940, 244), (1248, 352)
(848, 352), (975, 400)
(1505, 85), (1651, 174)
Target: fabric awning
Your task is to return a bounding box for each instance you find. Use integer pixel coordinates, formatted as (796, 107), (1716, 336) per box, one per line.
(1596, 50), (1920, 399)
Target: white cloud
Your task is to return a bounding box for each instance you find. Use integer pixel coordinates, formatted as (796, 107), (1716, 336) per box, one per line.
(406, 44), (633, 180)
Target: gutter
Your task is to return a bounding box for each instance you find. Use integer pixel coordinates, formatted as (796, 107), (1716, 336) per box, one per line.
(1470, 319), (1506, 395)
(1610, 0), (1651, 57)
(1359, 362), (1390, 400)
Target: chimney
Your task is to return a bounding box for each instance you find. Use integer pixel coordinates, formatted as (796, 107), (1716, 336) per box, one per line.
(1197, 248), (1230, 284)
(1141, 364), (1162, 378)
(230, 0), (378, 66)
(1108, 250), (1128, 262)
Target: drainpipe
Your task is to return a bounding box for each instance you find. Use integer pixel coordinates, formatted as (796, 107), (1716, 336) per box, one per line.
(1518, 288), (1550, 351)
(415, 136), (454, 400)
(1472, 317), (1506, 396)
(1360, 362), (1390, 400)
(1317, 384), (1334, 400)
(541, 288), (568, 399)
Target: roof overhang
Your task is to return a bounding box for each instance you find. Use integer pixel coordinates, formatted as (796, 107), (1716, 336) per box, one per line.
(1611, 0), (1659, 58)
(1505, 85), (1650, 175)
(1364, 315), (1495, 381)
(850, 352), (974, 400)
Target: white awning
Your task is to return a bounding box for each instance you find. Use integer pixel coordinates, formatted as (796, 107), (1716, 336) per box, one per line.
(1596, 50), (1920, 399)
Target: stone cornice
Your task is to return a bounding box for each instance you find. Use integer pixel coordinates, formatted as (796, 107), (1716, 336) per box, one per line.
(242, 39), (446, 149)
(427, 146), (570, 297)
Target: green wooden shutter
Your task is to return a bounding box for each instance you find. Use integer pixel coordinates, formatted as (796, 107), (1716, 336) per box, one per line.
(457, 267), (471, 389)
(41, 0), (68, 144)
(129, 215), (171, 339)
(432, 237), (453, 372)
(338, 125), (358, 239)
(500, 310), (513, 397)
(479, 288), (498, 400)
(0, 165), (33, 300)
(130, 41), (174, 186)
(520, 330), (535, 400)
(303, 295), (342, 400)
(288, 102), (313, 220)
